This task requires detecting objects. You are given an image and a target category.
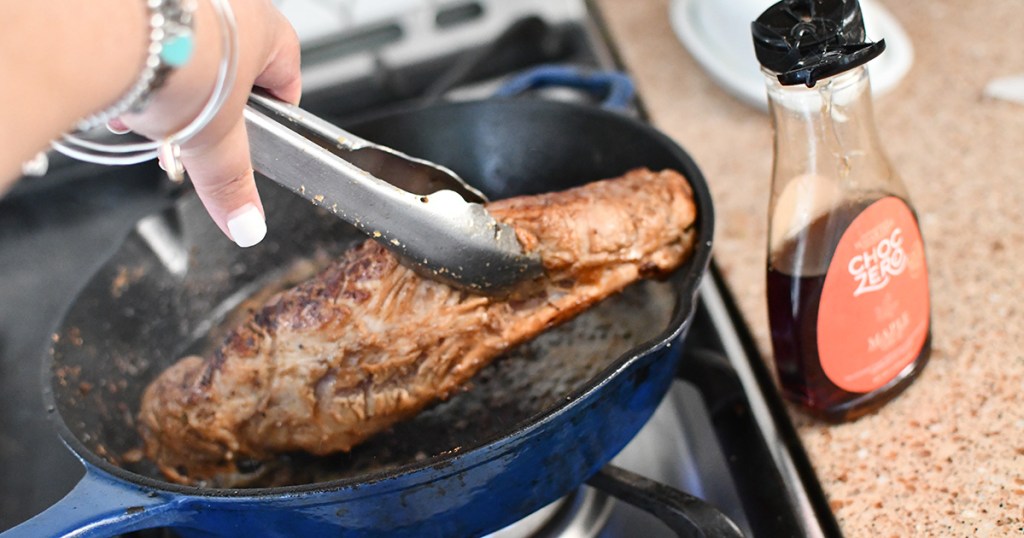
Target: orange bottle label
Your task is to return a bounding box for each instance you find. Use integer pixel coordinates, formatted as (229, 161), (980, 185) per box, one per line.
(817, 197), (930, 393)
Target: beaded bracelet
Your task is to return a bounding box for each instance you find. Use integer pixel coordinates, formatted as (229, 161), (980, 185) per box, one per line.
(75, 0), (198, 132)
(34, 0), (239, 181)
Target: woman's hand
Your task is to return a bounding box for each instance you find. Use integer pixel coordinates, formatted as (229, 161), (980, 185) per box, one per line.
(121, 0), (301, 247)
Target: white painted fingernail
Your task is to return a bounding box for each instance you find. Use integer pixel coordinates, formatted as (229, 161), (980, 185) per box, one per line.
(226, 204), (266, 248)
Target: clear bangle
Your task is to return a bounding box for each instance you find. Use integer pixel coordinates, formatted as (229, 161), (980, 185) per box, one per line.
(48, 0), (239, 181)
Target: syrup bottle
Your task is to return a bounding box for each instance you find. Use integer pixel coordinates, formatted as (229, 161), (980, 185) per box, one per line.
(752, 0), (931, 422)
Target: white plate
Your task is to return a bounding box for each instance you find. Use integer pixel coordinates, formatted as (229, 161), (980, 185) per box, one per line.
(669, 0), (913, 111)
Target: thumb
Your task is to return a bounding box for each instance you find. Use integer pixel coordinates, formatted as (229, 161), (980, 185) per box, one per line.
(180, 116), (267, 248)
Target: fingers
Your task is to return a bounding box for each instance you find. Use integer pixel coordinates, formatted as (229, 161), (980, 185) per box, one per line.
(124, 2), (303, 249)
(178, 9), (300, 247)
(254, 14), (302, 105)
(181, 116), (266, 248)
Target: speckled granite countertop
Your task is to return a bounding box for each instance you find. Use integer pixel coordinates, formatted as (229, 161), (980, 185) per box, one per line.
(595, 0), (1024, 535)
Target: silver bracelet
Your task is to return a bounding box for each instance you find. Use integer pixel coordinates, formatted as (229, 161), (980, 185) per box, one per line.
(42, 0), (238, 181)
(75, 0), (198, 132)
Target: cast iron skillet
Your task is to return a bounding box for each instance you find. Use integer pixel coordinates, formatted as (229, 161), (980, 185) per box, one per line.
(5, 99), (714, 537)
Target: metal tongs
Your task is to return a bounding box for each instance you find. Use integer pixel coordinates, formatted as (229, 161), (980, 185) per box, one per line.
(242, 93), (542, 294)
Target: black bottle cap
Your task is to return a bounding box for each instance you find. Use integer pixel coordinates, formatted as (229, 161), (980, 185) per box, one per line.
(751, 0), (885, 87)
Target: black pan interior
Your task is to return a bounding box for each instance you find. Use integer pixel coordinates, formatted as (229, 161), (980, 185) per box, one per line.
(48, 100), (709, 487)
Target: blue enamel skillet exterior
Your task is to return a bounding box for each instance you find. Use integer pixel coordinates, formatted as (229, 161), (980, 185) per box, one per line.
(4, 99), (714, 537)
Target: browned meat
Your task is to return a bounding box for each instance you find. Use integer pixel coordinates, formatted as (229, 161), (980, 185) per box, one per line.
(139, 168), (698, 484)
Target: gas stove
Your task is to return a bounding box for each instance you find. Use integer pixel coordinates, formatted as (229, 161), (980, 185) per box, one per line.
(0, 1), (839, 536)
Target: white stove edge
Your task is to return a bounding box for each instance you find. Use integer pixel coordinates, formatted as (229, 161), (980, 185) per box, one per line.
(275, 0), (588, 93)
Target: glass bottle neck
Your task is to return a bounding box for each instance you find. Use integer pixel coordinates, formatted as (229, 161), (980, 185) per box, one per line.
(766, 67), (884, 175)
(764, 67), (906, 272)
(765, 66), (903, 204)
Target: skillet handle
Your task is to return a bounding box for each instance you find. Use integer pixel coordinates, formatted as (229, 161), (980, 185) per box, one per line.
(493, 65), (635, 110)
(587, 464), (743, 538)
(1, 468), (186, 538)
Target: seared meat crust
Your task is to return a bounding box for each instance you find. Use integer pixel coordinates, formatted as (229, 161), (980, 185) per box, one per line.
(139, 168), (698, 484)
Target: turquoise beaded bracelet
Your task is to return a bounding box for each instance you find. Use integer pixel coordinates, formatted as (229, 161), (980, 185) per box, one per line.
(75, 0), (198, 132)
(39, 0), (238, 181)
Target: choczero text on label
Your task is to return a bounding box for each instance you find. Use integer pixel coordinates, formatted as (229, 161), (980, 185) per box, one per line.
(848, 228), (907, 297)
(818, 198), (929, 393)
